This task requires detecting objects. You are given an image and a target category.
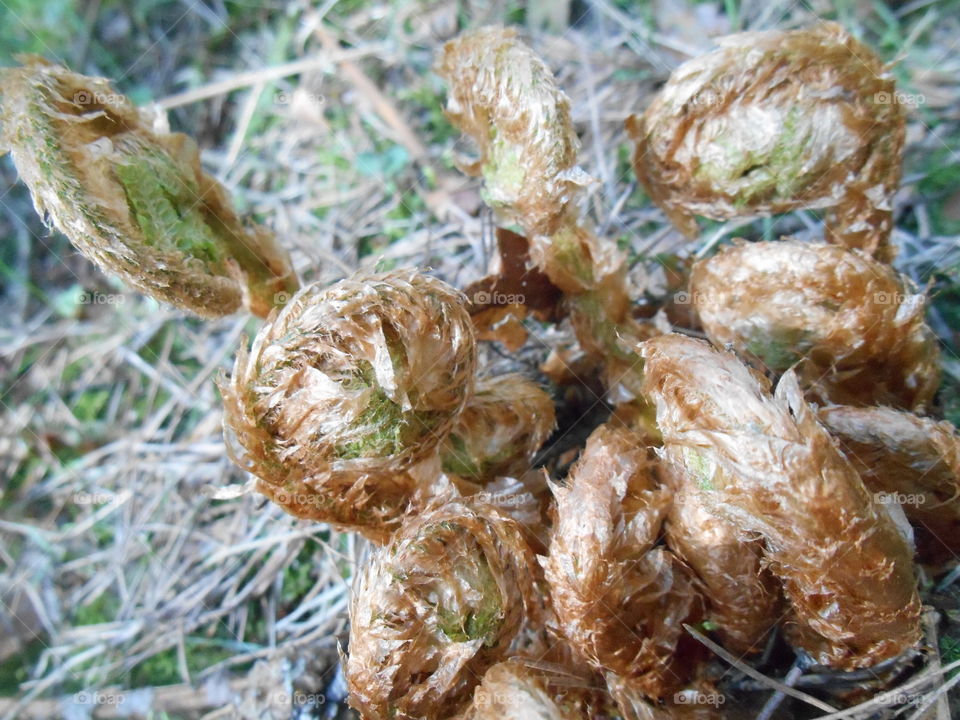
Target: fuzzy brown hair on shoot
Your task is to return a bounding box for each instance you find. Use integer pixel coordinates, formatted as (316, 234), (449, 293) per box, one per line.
(219, 270), (477, 542)
(689, 240), (940, 411)
(663, 463), (782, 656)
(345, 499), (539, 720)
(641, 334), (921, 670)
(544, 425), (706, 711)
(457, 661), (583, 720)
(440, 373), (556, 484)
(628, 23), (905, 262)
(434, 25), (590, 236)
(819, 405), (960, 566)
(1, 58), (298, 317)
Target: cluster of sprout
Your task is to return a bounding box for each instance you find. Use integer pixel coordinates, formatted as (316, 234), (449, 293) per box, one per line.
(3, 18), (960, 720)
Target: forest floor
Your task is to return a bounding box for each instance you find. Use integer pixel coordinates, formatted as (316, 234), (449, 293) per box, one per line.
(1, 0), (959, 718)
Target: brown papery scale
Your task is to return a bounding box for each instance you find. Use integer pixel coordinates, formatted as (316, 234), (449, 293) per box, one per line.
(640, 334), (922, 669)
(440, 374), (556, 484)
(345, 500), (538, 720)
(462, 657), (718, 720)
(456, 661), (583, 720)
(663, 465), (782, 655)
(819, 405), (960, 565)
(627, 23), (905, 262)
(544, 425), (705, 706)
(1, 58), (298, 317)
(218, 270), (476, 542)
(690, 240), (940, 412)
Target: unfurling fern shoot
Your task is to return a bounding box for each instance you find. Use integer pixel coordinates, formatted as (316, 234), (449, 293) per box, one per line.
(219, 270), (477, 541)
(628, 24), (905, 261)
(1, 58), (298, 317)
(346, 500), (539, 720)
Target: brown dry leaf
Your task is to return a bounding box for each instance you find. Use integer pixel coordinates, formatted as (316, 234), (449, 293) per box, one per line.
(544, 425), (705, 705)
(640, 334), (922, 670)
(469, 306), (531, 352)
(655, 254), (701, 332)
(1, 57), (298, 317)
(466, 228), (565, 318)
(627, 23), (905, 261)
(465, 227), (565, 350)
(819, 405), (960, 566)
(540, 340), (602, 389)
(218, 270), (476, 541)
(690, 239), (940, 412)
(346, 499), (539, 720)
